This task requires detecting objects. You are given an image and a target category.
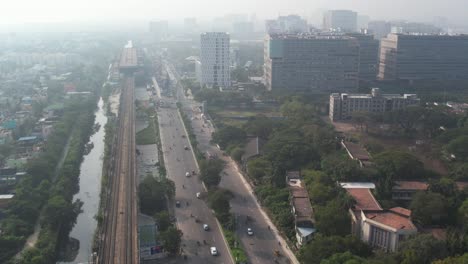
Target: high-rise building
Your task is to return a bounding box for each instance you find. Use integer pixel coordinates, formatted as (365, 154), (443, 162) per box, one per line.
(232, 22), (254, 39)
(184, 18), (197, 34)
(264, 33), (359, 92)
(357, 15), (370, 30)
(329, 88), (420, 121)
(378, 34), (468, 81)
(265, 15), (308, 34)
(346, 33), (379, 81)
(200, 32), (231, 88)
(149, 20), (169, 41)
(390, 22), (442, 35)
(368, 20), (392, 39)
(323, 10), (358, 33)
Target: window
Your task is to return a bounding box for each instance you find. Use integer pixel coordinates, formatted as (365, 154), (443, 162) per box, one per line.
(370, 225), (391, 250)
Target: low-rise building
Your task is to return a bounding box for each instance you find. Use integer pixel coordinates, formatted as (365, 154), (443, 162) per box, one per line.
(341, 140), (372, 167)
(0, 194), (14, 208)
(392, 181), (429, 200)
(329, 88), (420, 121)
(342, 183), (417, 252)
(392, 180), (468, 201)
(286, 171), (316, 246)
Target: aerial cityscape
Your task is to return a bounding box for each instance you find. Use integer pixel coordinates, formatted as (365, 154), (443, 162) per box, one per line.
(1, 0), (468, 263)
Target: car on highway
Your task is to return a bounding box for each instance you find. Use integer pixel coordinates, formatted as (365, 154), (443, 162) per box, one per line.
(247, 228), (254, 236)
(210, 247), (218, 256)
(185, 171), (190, 177)
(196, 192), (201, 198)
(203, 224), (209, 231)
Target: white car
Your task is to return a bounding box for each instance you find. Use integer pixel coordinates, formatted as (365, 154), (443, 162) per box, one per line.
(196, 192), (201, 198)
(247, 228), (254, 236)
(203, 224), (209, 231)
(185, 172), (190, 177)
(210, 247), (218, 256)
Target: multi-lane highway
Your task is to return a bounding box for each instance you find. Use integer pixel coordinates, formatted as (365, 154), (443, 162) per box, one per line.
(165, 59), (299, 263)
(99, 76), (138, 264)
(181, 102), (296, 264)
(157, 99), (233, 264)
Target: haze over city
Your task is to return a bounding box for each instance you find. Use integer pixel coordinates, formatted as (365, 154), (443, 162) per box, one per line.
(1, 0), (468, 264)
(1, 0), (468, 29)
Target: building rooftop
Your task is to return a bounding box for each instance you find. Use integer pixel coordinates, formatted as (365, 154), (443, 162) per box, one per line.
(342, 141), (370, 161)
(340, 182), (376, 189)
(393, 181), (429, 191)
(292, 196), (314, 218)
(18, 136), (38, 142)
(346, 188), (382, 211)
(269, 33), (354, 40)
(365, 208), (417, 231)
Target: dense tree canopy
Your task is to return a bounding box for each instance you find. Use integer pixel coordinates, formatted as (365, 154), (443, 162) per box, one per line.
(398, 234), (449, 264)
(160, 227), (183, 256)
(299, 235), (373, 264)
(199, 158), (225, 188)
(212, 125), (246, 149)
(410, 191), (448, 226)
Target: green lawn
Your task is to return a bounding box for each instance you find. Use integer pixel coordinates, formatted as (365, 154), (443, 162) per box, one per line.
(136, 118), (158, 145)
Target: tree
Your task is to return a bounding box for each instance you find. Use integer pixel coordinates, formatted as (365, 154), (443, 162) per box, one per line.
(265, 129), (318, 181)
(230, 147), (244, 163)
(246, 157), (271, 181)
(433, 253), (468, 264)
(244, 115), (275, 139)
(161, 227), (183, 256)
(450, 163), (468, 180)
(384, 106), (425, 135)
(321, 251), (365, 264)
(410, 191), (448, 226)
(374, 150), (425, 180)
(280, 100), (316, 125)
(212, 125), (246, 149)
(208, 189), (231, 223)
(155, 211), (171, 232)
(398, 234), (448, 264)
(429, 177), (457, 197)
(458, 199), (468, 226)
(315, 200), (351, 236)
(138, 176), (169, 214)
(447, 135), (468, 160)
(321, 154), (362, 181)
(299, 235), (372, 264)
(199, 158), (225, 188)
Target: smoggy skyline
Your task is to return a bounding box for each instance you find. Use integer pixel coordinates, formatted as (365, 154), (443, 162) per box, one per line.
(1, 0), (467, 28)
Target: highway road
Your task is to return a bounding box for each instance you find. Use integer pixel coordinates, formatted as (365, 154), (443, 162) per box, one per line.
(157, 99), (233, 264)
(164, 59), (299, 264)
(182, 103), (296, 264)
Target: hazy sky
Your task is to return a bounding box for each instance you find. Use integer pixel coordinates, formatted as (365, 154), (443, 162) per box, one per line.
(2, 0), (467, 25)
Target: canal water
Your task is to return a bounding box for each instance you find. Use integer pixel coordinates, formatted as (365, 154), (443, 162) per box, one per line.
(60, 97), (107, 263)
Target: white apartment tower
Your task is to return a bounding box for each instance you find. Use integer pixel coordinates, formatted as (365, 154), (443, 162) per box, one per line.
(200, 32), (231, 89)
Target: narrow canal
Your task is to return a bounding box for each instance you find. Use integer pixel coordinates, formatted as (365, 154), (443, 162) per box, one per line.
(60, 97), (107, 263)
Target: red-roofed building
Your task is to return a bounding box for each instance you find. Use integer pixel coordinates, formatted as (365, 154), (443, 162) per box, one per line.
(392, 181), (468, 201)
(392, 181), (429, 200)
(344, 184), (417, 252)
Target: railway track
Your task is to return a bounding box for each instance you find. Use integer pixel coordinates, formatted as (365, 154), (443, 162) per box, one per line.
(98, 76), (138, 264)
